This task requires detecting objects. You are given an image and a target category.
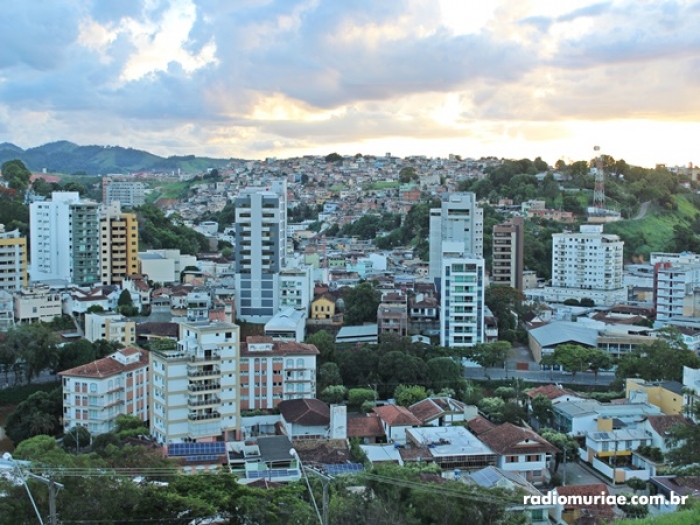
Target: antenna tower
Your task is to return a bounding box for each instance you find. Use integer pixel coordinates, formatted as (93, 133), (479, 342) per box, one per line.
(593, 145), (605, 209)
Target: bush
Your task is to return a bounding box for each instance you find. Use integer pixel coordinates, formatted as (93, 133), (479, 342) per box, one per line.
(348, 388), (376, 407)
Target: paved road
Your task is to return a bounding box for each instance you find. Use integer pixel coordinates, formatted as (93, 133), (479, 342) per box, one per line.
(0, 369), (58, 389)
(463, 366), (616, 386)
(633, 201), (651, 220)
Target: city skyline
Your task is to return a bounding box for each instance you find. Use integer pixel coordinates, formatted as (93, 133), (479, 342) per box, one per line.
(1, 1), (700, 167)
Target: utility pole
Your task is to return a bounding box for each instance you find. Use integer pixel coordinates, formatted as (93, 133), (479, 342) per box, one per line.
(304, 467), (333, 525)
(562, 447), (567, 486)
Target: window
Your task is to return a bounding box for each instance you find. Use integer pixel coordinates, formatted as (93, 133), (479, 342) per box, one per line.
(90, 383), (97, 393)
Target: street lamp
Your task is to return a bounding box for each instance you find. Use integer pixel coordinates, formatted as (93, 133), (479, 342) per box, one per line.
(290, 448), (323, 525)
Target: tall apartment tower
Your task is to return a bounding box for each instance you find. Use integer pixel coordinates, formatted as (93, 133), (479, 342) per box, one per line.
(429, 193), (485, 348)
(150, 321), (240, 444)
(30, 192), (100, 286)
(546, 224), (625, 305)
(429, 193), (483, 283)
(235, 180), (287, 323)
(100, 202), (139, 285)
(103, 178), (146, 208)
(492, 216), (524, 291)
(0, 226), (27, 292)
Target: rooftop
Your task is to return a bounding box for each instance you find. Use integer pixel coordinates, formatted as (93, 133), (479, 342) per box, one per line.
(406, 426), (495, 458)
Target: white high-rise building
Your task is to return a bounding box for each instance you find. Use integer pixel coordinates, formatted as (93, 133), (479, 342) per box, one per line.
(235, 180), (287, 323)
(429, 193), (483, 282)
(429, 193), (485, 348)
(545, 225), (625, 305)
(30, 192), (100, 285)
(439, 247), (485, 347)
(655, 264), (700, 322)
(150, 321), (240, 444)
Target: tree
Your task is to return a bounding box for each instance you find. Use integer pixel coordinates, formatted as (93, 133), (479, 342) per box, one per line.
(305, 330), (337, 366)
(548, 344), (591, 377)
(63, 425), (91, 452)
(494, 386), (516, 401)
(2, 323), (60, 383)
(348, 388), (376, 407)
(118, 289), (133, 307)
(616, 330), (700, 383)
(394, 384), (427, 407)
(320, 385), (347, 404)
(343, 282), (380, 325)
(587, 349), (613, 384)
(425, 357), (464, 397)
(5, 388), (62, 444)
(398, 167), (418, 184)
(317, 362), (343, 391)
(530, 394), (554, 428)
(539, 428), (579, 472)
(325, 152), (342, 162)
(468, 341), (512, 373)
(1, 159), (31, 193)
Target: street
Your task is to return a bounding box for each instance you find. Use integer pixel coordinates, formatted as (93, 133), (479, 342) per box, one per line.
(0, 369), (58, 389)
(463, 366), (616, 386)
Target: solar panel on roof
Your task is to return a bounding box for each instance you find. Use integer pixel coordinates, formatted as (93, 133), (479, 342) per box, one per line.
(321, 463), (364, 476)
(470, 467), (499, 488)
(168, 442), (226, 457)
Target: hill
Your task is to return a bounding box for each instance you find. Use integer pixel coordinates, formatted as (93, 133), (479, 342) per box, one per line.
(0, 140), (230, 175)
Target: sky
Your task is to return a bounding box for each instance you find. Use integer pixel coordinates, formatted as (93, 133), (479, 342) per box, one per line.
(1, 0), (700, 167)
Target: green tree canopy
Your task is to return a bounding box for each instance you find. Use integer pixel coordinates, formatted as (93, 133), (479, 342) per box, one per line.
(343, 282), (380, 325)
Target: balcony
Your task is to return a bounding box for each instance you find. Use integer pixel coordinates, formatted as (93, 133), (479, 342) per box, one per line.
(188, 411), (221, 421)
(188, 396), (220, 407)
(187, 366), (221, 379)
(189, 352), (221, 363)
(188, 382), (221, 393)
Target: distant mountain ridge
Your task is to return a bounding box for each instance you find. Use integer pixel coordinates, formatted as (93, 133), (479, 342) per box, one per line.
(0, 140), (230, 175)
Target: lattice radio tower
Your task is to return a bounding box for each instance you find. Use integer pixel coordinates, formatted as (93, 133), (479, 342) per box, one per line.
(593, 145), (605, 209)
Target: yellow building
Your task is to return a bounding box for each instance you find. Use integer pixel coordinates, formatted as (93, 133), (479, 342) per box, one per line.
(626, 378), (683, 415)
(0, 227), (27, 292)
(100, 203), (139, 285)
(311, 293), (336, 320)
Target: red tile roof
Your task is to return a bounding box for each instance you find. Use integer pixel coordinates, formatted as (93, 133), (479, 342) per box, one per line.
(59, 347), (148, 378)
(240, 338), (320, 357)
(467, 415), (498, 436)
(645, 415), (692, 436)
(373, 405), (421, 427)
(347, 414), (385, 438)
(476, 422), (560, 456)
(556, 483), (616, 519)
(278, 398), (330, 426)
(526, 384), (580, 400)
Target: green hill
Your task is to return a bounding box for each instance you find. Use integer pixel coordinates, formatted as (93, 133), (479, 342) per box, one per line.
(0, 140), (231, 175)
(604, 193), (700, 262)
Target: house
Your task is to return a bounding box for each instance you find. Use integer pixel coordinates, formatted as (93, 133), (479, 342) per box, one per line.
(626, 378), (684, 415)
(584, 426), (653, 483)
(552, 484), (618, 524)
(228, 435), (301, 484)
(347, 413), (385, 444)
(277, 398), (330, 440)
(405, 426), (497, 471)
(649, 476), (700, 514)
(473, 422), (559, 485)
(14, 285), (62, 323)
(640, 414), (691, 452)
(264, 307), (306, 342)
(84, 312), (136, 346)
(467, 467), (554, 525)
(526, 384), (582, 406)
(372, 404), (421, 445)
(408, 397), (475, 427)
(310, 293), (337, 320)
(377, 292), (408, 339)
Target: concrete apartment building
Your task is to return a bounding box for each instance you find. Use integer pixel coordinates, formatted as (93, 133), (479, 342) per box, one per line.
(103, 178), (146, 208)
(279, 263), (313, 312)
(491, 216), (524, 291)
(30, 191), (100, 286)
(429, 192), (485, 348)
(60, 347), (149, 435)
(654, 262), (700, 322)
(0, 227), (27, 292)
(235, 180), (287, 323)
(100, 202), (139, 286)
(377, 292), (408, 338)
(84, 311), (136, 346)
(544, 224), (625, 306)
(429, 192), (483, 283)
(150, 321), (240, 444)
(13, 285), (62, 323)
(239, 336), (318, 410)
